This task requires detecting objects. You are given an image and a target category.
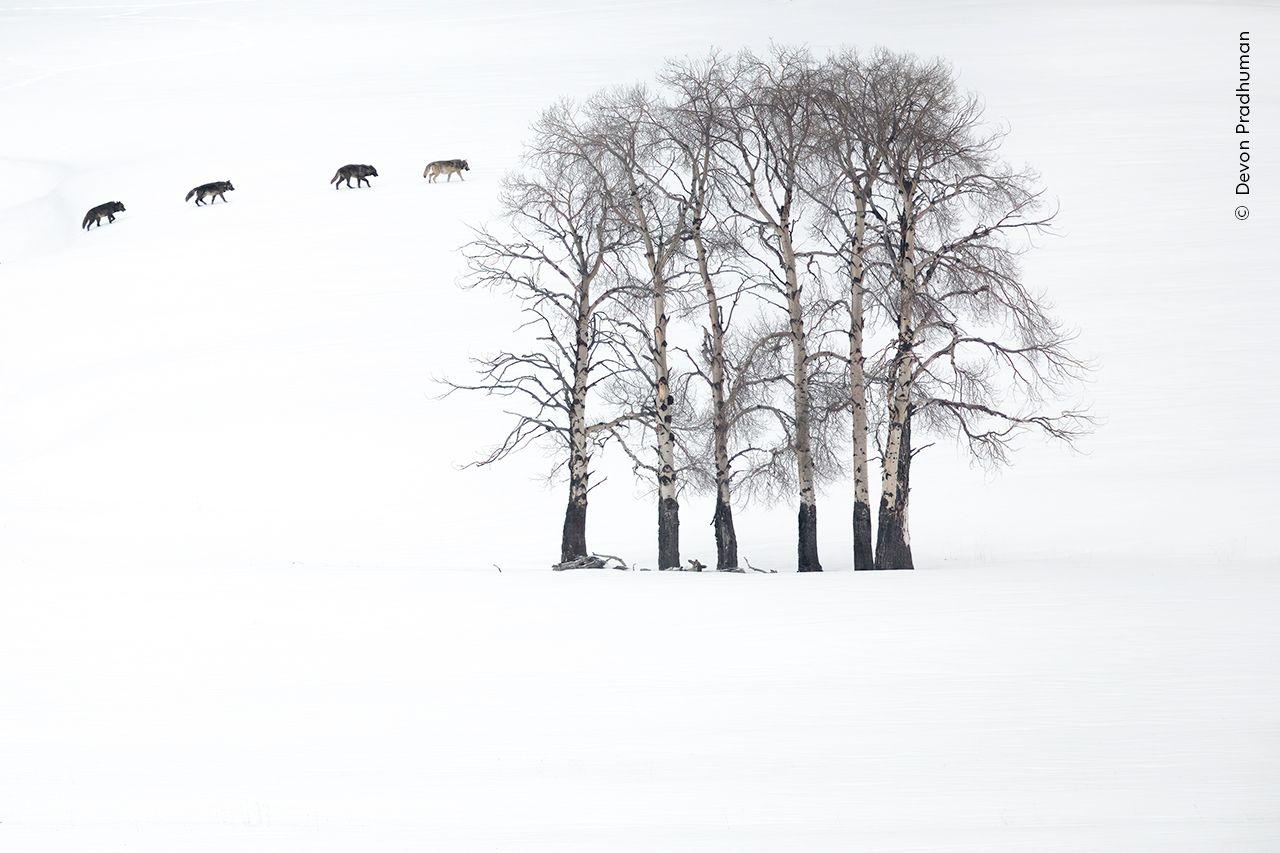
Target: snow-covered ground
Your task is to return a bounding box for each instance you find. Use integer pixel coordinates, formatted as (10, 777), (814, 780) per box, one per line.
(2, 0), (1278, 849)
(3, 561), (1279, 851)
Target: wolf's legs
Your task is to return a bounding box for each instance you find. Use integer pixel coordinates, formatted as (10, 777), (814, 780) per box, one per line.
(107, 214), (115, 223)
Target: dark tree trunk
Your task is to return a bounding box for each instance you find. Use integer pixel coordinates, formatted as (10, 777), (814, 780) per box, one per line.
(560, 476), (588, 562)
(657, 496), (680, 570)
(797, 501), (822, 572)
(874, 406), (914, 570)
(852, 500), (874, 571)
(713, 496), (738, 571)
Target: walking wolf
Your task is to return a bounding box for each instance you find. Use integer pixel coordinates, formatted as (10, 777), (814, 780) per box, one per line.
(424, 159), (469, 182)
(185, 181), (235, 205)
(331, 164), (378, 189)
(82, 201), (126, 230)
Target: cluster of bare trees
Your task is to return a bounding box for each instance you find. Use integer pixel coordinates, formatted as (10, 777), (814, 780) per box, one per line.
(446, 46), (1087, 572)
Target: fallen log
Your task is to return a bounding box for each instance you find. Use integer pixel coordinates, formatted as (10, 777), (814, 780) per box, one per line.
(552, 553), (631, 571)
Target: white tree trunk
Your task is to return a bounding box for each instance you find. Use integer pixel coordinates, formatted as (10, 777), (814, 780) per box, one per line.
(780, 226), (822, 572)
(630, 187), (680, 571)
(875, 179), (917, 570)
(652, 271), (680, 570)
(848, 194), (874, 571)
(694, 226), (738, 571)
(561, 279), (593, 561)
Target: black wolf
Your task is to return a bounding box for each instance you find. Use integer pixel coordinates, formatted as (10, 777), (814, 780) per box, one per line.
(82, 201), (126, 230)
(185, 180), (235, 205)
(331, 164), (378, 189)
(424, 159), (469, 182)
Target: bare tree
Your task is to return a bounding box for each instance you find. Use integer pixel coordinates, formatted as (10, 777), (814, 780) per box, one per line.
(574, 86), (694, 571)
(444, 108), (641, 562)
(660, 54), (745, 571)
(711, 47), (834, 572)
(866, 53), (1089, 569)
(451, 45), (1088, 573)
(808, 49), (886, 571)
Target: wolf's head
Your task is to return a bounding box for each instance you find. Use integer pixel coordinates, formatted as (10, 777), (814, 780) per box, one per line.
(113, 202), (126, 212)
(225, 181), (235, 191)
(462, 160), (470, 171)
(368, 166), (379, 177)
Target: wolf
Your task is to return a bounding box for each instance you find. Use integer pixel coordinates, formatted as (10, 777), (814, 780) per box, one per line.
(424, 159), (469, 182)
(185, 180), (235, 205)
(331, 164), (378, 189)
(82, 201), (126, 230)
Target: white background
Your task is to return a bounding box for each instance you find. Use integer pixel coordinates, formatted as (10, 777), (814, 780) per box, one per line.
(1, 0), (1274, 571)
(1, 2), (1277, 850)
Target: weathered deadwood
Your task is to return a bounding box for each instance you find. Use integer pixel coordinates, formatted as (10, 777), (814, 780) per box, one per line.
(658, 560), (704, 571)
(551, 553), (631, 571)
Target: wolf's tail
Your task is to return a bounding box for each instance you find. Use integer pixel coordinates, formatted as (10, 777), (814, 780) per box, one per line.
(185, 188), (196, 202)
(330, 171), (342, 184)
(81, 213), (91, 229)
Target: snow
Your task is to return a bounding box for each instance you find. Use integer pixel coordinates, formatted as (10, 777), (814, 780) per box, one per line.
(2, 0), (1276, 572)
(3, 561), (1278, 850)
(1, 0), (1278, 849)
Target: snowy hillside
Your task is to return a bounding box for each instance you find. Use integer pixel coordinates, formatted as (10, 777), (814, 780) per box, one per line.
(1, 0), (1276, 571)
(2, 0), (1278, 850)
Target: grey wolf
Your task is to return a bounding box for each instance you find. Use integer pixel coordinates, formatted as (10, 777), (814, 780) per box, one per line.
(185, 180), (235, 205)
(331, 164), (378, 189)
(424, 159), (469, 182)
(82, 201), (126, 230)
